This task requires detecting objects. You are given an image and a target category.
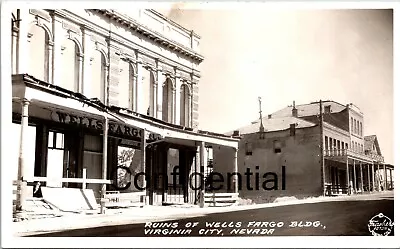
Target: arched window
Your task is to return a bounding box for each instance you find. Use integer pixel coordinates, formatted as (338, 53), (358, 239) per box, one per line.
(141, 69), (155, 116)
(28, 24), (50, 82)
(162, 78), (174, 123)
(119, 60), (136, 110)
(61, 39), (80, 92)
(91, 50), (106, 103)
(180, 84), (190, 127)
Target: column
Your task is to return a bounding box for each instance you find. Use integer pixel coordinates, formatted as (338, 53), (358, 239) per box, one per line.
(16, 99), (30, 211)
(335, 167), (339, 194)
(77, 53), (84, 93)
(353, 160), (356, 193)
(389, 169), (393, 189)
(233, 148), (238, 194)
(372, 163), (375, 192)
(17, 9), (29, 74)
(156, 68), (164, 119)
(175, 76), (181, 125)
(140, 129), (147, 204)
(383, 164), (387, 191)
(45, 39), (54, 83)
(152, 75), (158, 117)
(367, 163), (371, 192)
(360, 163), (363, 193)
(199, 141), (205, 208)
(100, 116), (108, 214)
(52, 15), (64, 86)
(377, 164), (381, 192)
(346, 157), (350, 195)
(81, 28), (92, 96)
(135, 57), (143, 113)
(171, 86), (176, 124)
(189, 91), (193, 128)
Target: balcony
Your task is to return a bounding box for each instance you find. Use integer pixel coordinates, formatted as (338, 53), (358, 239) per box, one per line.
(324, 149), (384, 163)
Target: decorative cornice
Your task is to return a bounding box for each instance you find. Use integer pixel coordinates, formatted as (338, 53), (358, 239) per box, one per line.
(29, 9), (51, 22)
(93, 9), (204, 63)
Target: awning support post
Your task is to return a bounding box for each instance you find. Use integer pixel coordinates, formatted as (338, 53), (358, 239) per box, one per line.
(100, 116), (108, 214)
(16, 99), (30, 212)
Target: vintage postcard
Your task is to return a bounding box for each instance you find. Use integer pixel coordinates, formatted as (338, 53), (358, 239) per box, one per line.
(1, 1), (398, 248)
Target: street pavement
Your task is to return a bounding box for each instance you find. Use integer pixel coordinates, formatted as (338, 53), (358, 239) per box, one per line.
(17, 191), (394, 237)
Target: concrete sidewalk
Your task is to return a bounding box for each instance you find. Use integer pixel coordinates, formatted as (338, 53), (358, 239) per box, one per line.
(13, 191), (393, 237)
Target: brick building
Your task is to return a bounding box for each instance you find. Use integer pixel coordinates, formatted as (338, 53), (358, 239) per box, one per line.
(226, 100), (393, 201)
(11, 9), (239, 211)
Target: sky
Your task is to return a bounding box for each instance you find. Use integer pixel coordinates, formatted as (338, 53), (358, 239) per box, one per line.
(157, 6), (393, 164)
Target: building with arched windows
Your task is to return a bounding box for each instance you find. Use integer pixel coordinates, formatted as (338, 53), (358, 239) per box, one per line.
(11, 9), (239, 212)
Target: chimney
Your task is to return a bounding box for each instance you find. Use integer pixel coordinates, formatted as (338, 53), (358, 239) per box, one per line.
(233, 130), (240, 137)
(268, 114), (272, 119)
(292, 101), (298, 117)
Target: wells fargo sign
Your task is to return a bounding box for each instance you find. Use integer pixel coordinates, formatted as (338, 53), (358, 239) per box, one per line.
(50, 111), (162, 141)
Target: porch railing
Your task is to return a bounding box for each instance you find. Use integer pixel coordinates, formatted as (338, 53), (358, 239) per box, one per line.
(323, 149), (384, 162)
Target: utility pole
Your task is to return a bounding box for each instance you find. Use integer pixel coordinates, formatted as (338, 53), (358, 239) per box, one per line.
(258, 97), (264, 139)
(319, 100), (326, 196)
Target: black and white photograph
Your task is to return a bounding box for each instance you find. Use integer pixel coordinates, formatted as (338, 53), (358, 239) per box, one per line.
(1, 1), (398, 248)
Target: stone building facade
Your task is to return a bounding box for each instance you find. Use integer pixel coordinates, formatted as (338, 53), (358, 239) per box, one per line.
(11, 9), (239, 211)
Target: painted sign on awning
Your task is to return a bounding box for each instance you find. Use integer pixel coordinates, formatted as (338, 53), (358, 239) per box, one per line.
(50, 111), (162, 142)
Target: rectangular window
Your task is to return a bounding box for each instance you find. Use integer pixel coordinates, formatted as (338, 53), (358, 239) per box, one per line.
(351, 118), (354, 133)
(273, 140), (282, 153)
(324, 136), (329, 150)
(356, 121), (359, 135)
(245, 142), (252, 156)
(48, 131), (64, 150)
(360, 123), (363, 136)
(329, 137), (333, 150)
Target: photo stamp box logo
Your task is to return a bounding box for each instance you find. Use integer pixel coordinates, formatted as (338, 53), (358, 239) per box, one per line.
(368, 213), (394, 236)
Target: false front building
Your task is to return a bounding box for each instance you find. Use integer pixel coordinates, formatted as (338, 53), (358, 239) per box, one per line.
(11, 9), (239, 211)
(226, 100), (393, 202)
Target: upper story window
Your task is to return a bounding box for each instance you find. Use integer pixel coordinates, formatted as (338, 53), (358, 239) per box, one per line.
(91, 49), (107, 103)
(162, 78), (174, 123)
(140, 69), (156, 117)
(61, 38), (81, 92)
(245, 142), (252, 156)
(180, 83), (191, 127)
(119, 60), (136, 110)
(28, 23), (52, 82)
(360, 122), (363, 136)
(273, 140), (282, 153)
(324, 136), (329, 150)
(351, 118), (354, 133)
(356, 121), (360, 135)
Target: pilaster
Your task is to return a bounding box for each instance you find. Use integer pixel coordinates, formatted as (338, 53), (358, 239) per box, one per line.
(17, 9), (29, 74)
